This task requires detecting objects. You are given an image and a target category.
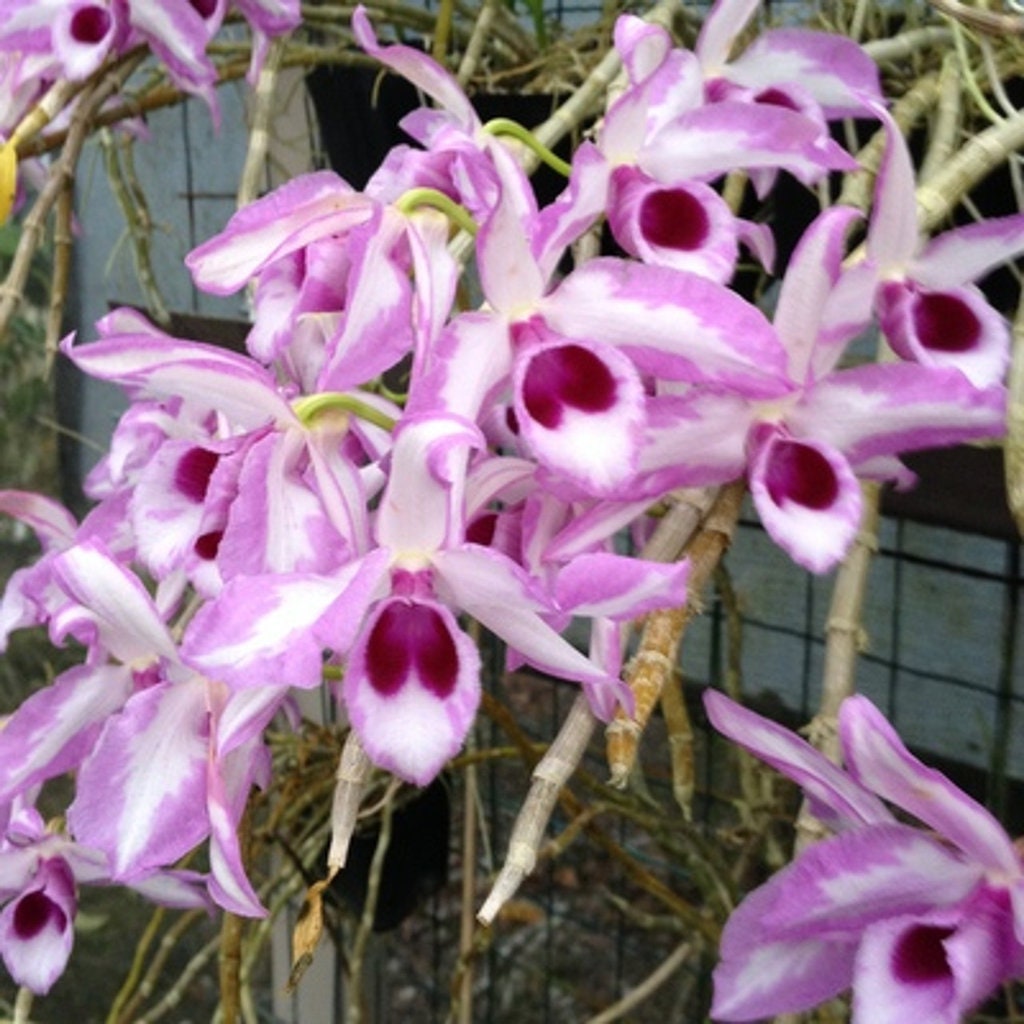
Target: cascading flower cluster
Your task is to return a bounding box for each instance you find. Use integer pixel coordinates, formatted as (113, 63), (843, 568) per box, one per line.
(0, 0), (1021, 1007)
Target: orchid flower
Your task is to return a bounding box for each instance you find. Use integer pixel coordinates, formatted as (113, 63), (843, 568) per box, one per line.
(704, 689), (1024, 1023)
(627, 205), (1007, 571)
(62, 310), (392, 591)
(410, 149), (789, 501)
(0, 794), (207, 994)
(593, 14), (858, 280)
(0, 1), (124, 81)
(0, 539), (278, 915)
(842, 104), (1024, 386)
(695, 0), (882, 118)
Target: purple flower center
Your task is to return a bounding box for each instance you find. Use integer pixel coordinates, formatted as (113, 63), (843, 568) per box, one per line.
(367, 603), (459, 699)
(13, 892), (66, 941)
(756, 87), (800, 111)
(892, 924), (955, 983)
(70, 6), (112, 43)
(765, 440), (838, 510)
(639, 189), (710, 251)
(466, 513), (497, 546)
(194, 530), (222, 560)
(522, 344), (617, 429)
(913, 292), (981, 353)
(174, 447), (219, 502)
(190, 0), (218, 18)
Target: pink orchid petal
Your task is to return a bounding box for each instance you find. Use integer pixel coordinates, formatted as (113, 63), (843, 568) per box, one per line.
(407, 313), (514, 424)
(614, 14), (673, 83)
(542, 498), (655, 564)
(343, 597), (481, 785)
(405, 210), (460, 375)
(711, 935), (857, 1021)
(868, 106), (920, 269)
(123, 868), (211, 909)
(876, 281), (1010, 387)
(181, 552), (390, 690)
(774, 206), (861, 384)
(728, 28), (883, 117)
(185, 172), (373, 294)
(512, 333), (647, 497)
(696, 0), (760, 70)
(352, 6), (478, 133)
(629, 392), (752, 498)
(0, 663), (133, 803)
(129, 439), (226, 578)
(207, 743), (267, 916)
(50, 541), (177, 662)
(749, 429), (863, 573)
(217, 430), (350, 578)
(608, 166), (739, 282)
(554, 553), (689, 620)
(640, 102), (857, 186)
(476, 158), (546, 314)
(0, 490), (77, 548)
(533, 142), (611, 282)
(730, 824), (983, 948)
(790, 363), (1007, 468)
(377, 414), (482, 553)
(128, 0), (217, 89)
(68, 679), (211, 879)
(839, 695), (1020, 874)
(913, 213), (1024, 289)
(0, 858), (76, 995)
(601, 42), (704, 166)
(62, 328), (294, 429)
(541, 258), (788, 395)
(317, 212), (414, 392)
(434, 546), (610, 687)
(704, 690), (892, 828)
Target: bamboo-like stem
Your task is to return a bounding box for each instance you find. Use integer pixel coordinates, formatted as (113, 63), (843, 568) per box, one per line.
(12, 987), (32, 1024)
(606, 481), (746, 787)
(0, 52), (144, 352)
(477, 692), (595, 924)
(862, 25), (953, 63)
(919, 53), (963, 184)
(917, 109), (1024, 233)
(44, 174), (75, 368)
(583, 941), (692, 1024)
(237, 36), (286, 210)
(345, 779), (398, 1024)
(218, 910), (245, 1024)
(457, 0), (502, 86)
(98, 128), (171, 327)
(327, 729), (373, 873)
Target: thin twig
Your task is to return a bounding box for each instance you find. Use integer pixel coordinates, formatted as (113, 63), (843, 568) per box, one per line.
(583, 941), (692, 1024)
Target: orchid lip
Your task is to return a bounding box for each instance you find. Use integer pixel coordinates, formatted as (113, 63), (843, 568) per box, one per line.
(13, 891), (67, 940)
(366, 600), (459, 699)
(521, 343), (618, 428)
(912, 291), (981, 353)
(71, 6), (113, 42)
(765, 439), (839, 509)
(891, 923), (955, 984)
(639, 188), (711, 251)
